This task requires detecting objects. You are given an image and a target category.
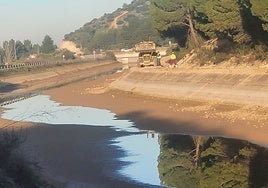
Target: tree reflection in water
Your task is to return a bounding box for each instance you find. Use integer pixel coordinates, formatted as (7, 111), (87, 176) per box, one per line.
(158, 134), (268, 188)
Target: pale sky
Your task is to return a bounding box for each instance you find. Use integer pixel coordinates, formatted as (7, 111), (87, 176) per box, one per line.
(0, 0), (133, 46)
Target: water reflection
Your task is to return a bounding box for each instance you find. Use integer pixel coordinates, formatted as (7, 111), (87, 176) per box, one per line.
(1, 95), (139, 132)
(113, 132), (161, 186)
(2, 95), (268, 187)
(1, 95), (160, 186)
(158, 134), (268, 188)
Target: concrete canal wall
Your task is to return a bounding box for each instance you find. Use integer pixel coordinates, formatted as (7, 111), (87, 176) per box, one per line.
(111, 67), (268, 106)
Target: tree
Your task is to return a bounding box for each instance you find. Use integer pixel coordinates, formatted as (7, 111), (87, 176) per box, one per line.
(15, 40), (28, 60)
(0, 47), (4, 64)
(2, 40), (16, 64)
(250, 0), (268, 32)
(158, 135), (200, 187)
(64, 0), (164, 51)
(40, 35), (57, 54)
(157, 134), (265, 188)
(150, 0), (203, 48)
(61, 49), (75, 60)
(194, 0), (251, 44)
(23, 39), (33, 56)
(150, 0), (268, 49)
(32, 44), (40, 54)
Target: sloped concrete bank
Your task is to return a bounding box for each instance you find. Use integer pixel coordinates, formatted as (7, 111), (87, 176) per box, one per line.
(0, 61), (122, 106)
(112, 67), (268, 107)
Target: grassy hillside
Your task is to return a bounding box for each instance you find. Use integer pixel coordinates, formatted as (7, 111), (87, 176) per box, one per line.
(64, 0), (168, 53)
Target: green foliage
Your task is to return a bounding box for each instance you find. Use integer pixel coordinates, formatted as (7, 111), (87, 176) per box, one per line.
(158, 135), (200, 187)
(64, 0), (164, 51)
(254, 44), (268, 60)
(158, 135), (267, 188)
(62, 0), (268, 62)
(23, 40), (33, 56)
(40, 35), (57, 54)
(0, 47), (4, 64)
(0, 131), (50, 187)
(2, 40), (16, 64)
(150, 0), (267, 61)
(1, 39), (37, 62)
(105, 51), (117, 60)
(150, 0), (187, 32)
(56, 49), (75, 60)
(195, 0), (251, 44)
(250, 0), (268, 32)
(150, 0), (204, 48)
(196, 47), (231, 65)
(150, 0), (190, 47)
(232, 44), (252, 56)
(32, 44), (40, 54)
(15, 41), (28, 60)
(200, 162), (249, 188)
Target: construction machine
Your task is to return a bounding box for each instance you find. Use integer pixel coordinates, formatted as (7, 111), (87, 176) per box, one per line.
(135, 40), (157, 67)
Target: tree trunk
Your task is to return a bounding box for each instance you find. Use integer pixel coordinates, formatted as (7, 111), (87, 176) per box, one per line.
(186, 9), (201, 49)
(3, 41), (15, 65)
(193, 136), (202, 166)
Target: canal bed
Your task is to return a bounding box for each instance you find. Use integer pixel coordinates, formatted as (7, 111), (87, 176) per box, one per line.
(1, 95), (268, 187)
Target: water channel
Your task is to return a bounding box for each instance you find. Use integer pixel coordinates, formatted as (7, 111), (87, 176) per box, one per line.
(1, 95), (268, 187)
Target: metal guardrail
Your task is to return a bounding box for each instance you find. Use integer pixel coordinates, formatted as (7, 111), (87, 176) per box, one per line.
(0, 61), (52, 71)
(0, 59), (103, 72)
(0, 92), (41, 107)
(0, 54), (110, 71)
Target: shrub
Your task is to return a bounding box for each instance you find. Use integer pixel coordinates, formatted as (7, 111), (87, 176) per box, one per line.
(0, 131), (51, 187)
(254, 44), (268, 60)
(105, 51), (117, 61)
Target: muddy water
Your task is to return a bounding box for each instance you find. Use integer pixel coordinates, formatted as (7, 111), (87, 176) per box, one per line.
(1, 95), (268, 187)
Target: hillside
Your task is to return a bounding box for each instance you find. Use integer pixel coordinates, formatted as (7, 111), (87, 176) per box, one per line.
(64, 0), (166, 53)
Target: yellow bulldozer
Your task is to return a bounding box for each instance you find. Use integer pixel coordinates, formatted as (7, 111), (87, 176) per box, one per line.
(135, 40), (157, 67)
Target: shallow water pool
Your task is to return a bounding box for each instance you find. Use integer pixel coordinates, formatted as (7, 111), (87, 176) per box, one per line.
(2, 95), (268, 187)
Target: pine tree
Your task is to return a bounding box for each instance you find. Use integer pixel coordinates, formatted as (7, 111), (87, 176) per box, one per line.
(194, 0), (251, 44)
(250, 0), (268, 31)
(3, 40), (16, 64)
(40, 35), (56, 54)
(150, 0), (203, 48)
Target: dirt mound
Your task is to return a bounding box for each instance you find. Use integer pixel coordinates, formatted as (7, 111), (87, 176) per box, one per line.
(60, 40), (83, 55)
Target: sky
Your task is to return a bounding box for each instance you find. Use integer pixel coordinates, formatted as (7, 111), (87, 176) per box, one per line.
(0, 0), (133, 46)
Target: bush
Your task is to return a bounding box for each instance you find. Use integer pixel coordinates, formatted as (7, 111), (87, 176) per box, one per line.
(254, 44), (268, 60)
(61, 50), (75, 60)
(105, 51), (117, 61)
(0, 131), (51, 187)
(53, 49), (75, 60)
